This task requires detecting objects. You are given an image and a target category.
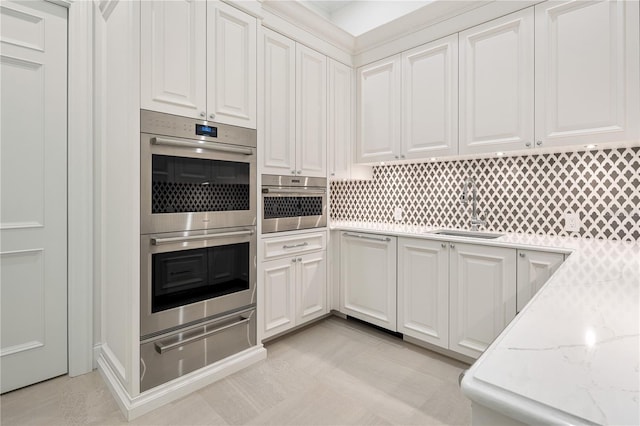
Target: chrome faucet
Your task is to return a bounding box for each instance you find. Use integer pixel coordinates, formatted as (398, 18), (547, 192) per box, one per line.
(461, 178), (486, 231)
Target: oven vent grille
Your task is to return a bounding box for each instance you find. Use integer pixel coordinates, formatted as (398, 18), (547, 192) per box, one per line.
(152, 182), (250, 213)
(263, 196), (323, 219)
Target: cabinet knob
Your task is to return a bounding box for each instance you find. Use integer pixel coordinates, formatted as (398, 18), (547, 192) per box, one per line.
(292, 258), (297, 263)
(536, 140), (543, 146)
(297, 170), (302, 174)
(297, 257), (302, 262)
(199, 112), (206, 118)
(441, 243), (447, 248)
(401, 155), (406, 159)
(525, 141), (532, 148)
(395, 155), (399, 159)
(450, 243), (455, 249)
(519, 252), (525, 258)
(331, 172), (335, 176)
(291, 170), (296, 175)
(209, 113), (215, 120)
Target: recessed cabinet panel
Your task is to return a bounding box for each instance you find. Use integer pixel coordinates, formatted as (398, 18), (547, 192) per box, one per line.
(356, 55), (402, 163)
(296, 44), (327, 177)
(535, 0), (639, 147)
(516, 250), (564, 312)
(449, 243), (516, 359)
(208, 1), (257, 128)
(402, 34), (458, 159)
(398, 238), (449, 349)
(141, 0), (206, 119)
(262, 257), (295, 339)
(297, 252), (327, 324)
(262, 29), (296, 175)
(459, 8), (534, 154)
(340, 233), (397, 331)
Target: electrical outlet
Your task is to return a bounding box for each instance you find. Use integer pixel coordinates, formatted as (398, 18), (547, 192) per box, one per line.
(393, 207), (403, 222)
(564, 212), (581, 232)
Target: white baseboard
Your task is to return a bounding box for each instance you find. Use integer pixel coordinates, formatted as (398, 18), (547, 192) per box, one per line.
(93, 343), (101, 370)
(98, 345), (267, 421)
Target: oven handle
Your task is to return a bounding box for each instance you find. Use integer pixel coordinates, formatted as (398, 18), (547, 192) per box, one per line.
(262, 188), (326, 195)
(151, 136), (254, 156)
(151, 229), (254, 245)
(154, 316), (251, 354)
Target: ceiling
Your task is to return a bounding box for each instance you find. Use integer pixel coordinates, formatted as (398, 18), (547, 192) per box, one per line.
(299, 1), (433, 36)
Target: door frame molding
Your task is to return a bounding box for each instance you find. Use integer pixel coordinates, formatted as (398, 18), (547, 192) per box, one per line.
(53, 0), (94, 376)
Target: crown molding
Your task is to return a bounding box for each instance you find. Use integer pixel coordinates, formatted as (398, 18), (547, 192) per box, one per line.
(262, 1), (356, 54)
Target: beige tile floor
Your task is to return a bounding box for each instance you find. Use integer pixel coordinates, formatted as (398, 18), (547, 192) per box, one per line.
(0, 316), (471, 426)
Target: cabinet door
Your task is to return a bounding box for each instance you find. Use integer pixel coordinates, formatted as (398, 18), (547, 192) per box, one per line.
(297, 251), (327, 325)
(356, 55), (402, 163)
(535, 1), (639, 148)
(262, 28), (296, 176)
(328, 59), (352, 180)
(141, 0), (206, 119)
(340, 233), (397, 331)
(459, 8), (534, 155)
(516, 250), (564, 313)
(449, 243), (516, 359)
(262, 257), (296, 339)
(402, 34), (458, 159)
(296, 44), (327, 177)
(207, 1), (257, 128)
(398, 239), (449, 349)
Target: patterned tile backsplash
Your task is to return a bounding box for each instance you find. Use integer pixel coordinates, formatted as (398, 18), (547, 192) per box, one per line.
(330, 147), (640, 241)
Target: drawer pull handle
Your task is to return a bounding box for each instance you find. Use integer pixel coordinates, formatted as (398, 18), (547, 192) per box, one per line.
(154, 317), (250, 354)
(151, 136), (254, 156)
(343, 233), (391, 242)
(283, 242), (309, 249)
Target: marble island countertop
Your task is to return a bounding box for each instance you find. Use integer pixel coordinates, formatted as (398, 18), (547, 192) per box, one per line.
(330, 221), (640, 425)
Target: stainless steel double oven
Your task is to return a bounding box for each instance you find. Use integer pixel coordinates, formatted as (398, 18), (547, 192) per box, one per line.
(139, 110), (257, 392)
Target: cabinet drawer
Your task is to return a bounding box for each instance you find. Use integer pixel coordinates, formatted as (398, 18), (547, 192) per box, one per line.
(263, 231), (326, 260)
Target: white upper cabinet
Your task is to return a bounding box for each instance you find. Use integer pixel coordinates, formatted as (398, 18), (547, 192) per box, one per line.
(207, 1), (257, 128)
(296, 44), (327, 177)
(535, 0), (639, 148)
(328, 59), (372, 180)
(459, 8), (534, 155)
(141, 0), (207, 119)
(328, 59), (352, 179)
(262, 30), (327, 177)
(402, 34), (459, 159)
(356, 54), (402, 163)
(262, 28), (296, 175)
(141, 1), (257, 128)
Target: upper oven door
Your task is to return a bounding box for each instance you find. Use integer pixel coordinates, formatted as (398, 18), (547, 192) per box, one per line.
(140, 112), (257, 235)
(140, 227), (257, 338)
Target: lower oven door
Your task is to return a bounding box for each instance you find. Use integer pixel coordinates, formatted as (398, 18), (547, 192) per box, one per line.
(140, 227), (256, 337)
(261, 188), (327, 233)
(140, 306), (256, 392)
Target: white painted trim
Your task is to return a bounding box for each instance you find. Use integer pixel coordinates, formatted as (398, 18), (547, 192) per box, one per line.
(100, 343), (127, 384)
(66, 0), (95, 377)
(222, 0), (264, 20)
(98, 345), (267, 421)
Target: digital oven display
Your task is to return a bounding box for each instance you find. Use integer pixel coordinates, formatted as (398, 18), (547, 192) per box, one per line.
(195, 123), (217, 137)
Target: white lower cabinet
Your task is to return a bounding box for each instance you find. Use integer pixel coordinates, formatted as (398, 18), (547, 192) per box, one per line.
(516, 249), (565, 313)
(449, 243), (517, 359)
(262, 232), (327, 340)
(340, 232), (397, 331)
(398, 238), (449, 349)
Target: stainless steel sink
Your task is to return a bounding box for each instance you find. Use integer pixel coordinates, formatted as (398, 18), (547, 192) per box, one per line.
(429, 229), (504, 239)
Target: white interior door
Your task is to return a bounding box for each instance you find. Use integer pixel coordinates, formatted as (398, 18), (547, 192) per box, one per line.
(0, 0), (68, 393)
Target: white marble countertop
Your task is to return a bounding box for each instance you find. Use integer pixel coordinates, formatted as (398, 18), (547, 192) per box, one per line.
(330, 221), (640, 425)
